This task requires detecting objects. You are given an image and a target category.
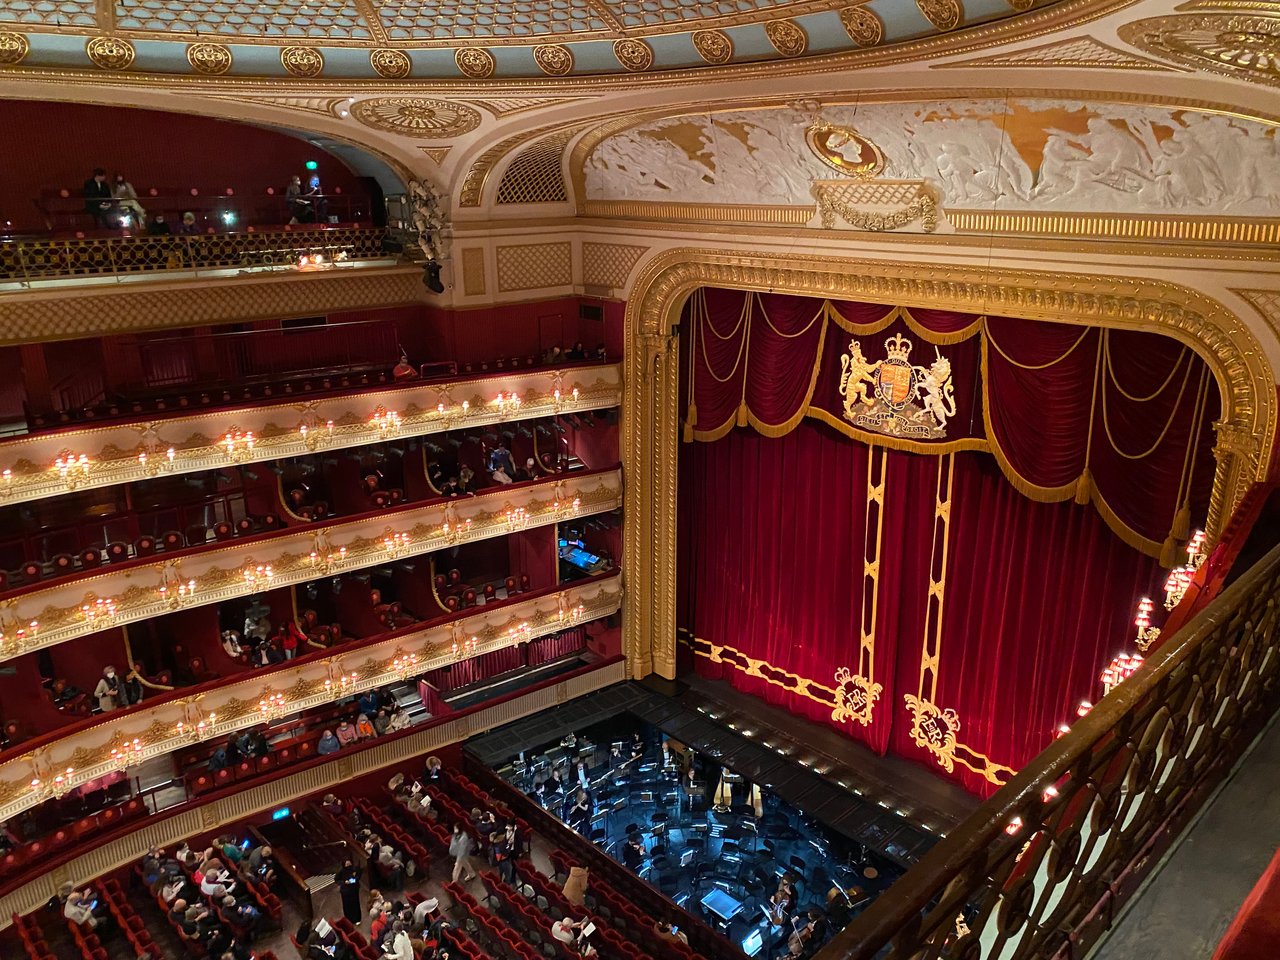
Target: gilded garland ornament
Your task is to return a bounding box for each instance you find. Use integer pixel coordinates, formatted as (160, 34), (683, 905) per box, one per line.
(187, 42), (232, 76)
(370, 48), (412, 79)
(839, 7), (884, 46)
(351, 97), (482, 140)
(613, 38), (654, 72)
(1118, 15), (1280, 86)
(916, 0), (962, 31)
(765, 20), (808, 57)
(533, 44), (573, 76)
(0, 32), (29, 66)
(280, 46), (324, 78)
(455, 47), (496, 79)
(86, 36), (136, 71)
(691, 30), (733, 65)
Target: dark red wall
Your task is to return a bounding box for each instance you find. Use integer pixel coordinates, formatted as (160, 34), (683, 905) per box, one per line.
(0, 100), (367, 233)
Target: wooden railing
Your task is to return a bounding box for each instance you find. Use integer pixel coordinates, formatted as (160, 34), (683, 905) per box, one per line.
(815, 539), (1280, 959)
(0, 226), (389, 282)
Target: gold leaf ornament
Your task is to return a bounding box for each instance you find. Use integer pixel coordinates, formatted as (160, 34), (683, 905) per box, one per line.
(455, 47), (496, 79)
(533, 44), (574, 76)
(86, 36), (136, 71)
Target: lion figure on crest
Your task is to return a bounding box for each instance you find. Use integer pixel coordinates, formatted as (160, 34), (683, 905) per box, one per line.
(915, 349), (956, 429)
(839, 339), (879, 416)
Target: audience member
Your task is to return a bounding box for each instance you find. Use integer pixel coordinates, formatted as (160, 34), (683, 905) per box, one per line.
(112, 173), (146, 228)
(82, 168), (114, 227)
(356, 713), (377, 739)
(287, 175), (314, 223)
(317, 729), (342, 755)
(448, 823), (477, 883)
(146, 214), (172, 236)
(382, 920), (413, 960)
(94, 666), (123, 712)
(336, 720), (358, 747)
(177, 211), (201, 236)
(622, 834), (644, 872)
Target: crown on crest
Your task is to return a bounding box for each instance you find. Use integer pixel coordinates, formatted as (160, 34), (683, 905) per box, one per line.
(883, 333), (913, 362)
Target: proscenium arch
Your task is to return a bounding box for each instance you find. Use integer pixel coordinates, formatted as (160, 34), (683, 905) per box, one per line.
(620, 248), (1276, 682)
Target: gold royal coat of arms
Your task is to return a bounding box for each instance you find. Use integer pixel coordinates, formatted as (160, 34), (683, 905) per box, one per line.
(839, 333), (956, 440)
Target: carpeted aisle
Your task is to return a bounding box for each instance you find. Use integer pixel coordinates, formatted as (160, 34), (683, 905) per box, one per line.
(1213, 846), (1280, 960)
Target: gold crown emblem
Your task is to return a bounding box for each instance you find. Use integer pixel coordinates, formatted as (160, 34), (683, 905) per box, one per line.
(884, 333), (913, 362)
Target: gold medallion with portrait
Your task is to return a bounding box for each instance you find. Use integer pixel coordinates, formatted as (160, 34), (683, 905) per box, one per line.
(806, 121), (887, 180)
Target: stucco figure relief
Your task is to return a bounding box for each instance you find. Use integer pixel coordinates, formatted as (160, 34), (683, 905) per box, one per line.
(585, 100), (1280, 214)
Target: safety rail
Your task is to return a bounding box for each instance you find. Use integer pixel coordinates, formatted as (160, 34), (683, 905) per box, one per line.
(0, 226), (390, 283)
(815, 538), (1280, 959)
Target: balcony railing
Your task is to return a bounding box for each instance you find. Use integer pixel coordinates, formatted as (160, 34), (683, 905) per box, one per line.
(815, 539), (1280, 960)
(0, 466), (623, 656)
(0, 574), (622, 825)
(0, 226), (390, 284)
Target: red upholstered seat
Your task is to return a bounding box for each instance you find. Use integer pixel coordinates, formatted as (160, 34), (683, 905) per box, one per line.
(483, 584), (496, 601)
(161, 530), (183, 551)
(20, 561), (42, 582)
(134, 536), (156, 557)
(79, 547), (102, 568)
(51, 553), (75, 573)
(105, 541), (129, 562)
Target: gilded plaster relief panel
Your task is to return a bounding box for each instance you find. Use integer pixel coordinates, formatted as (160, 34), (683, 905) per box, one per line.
(585, 100), (1280, 216)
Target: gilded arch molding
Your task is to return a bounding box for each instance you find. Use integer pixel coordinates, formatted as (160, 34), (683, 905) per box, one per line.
(620, 248), (1276, 681)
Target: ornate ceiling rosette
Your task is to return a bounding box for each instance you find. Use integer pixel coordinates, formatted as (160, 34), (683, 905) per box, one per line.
(765, 19), (809, 57)
(840, 6), (885, 46)
(533, 44), (574, 76)
(1119, 14), (1280, 86)
(86, 36), (135, 71)
(280, 45), (324, 78)
(352, 97), (482, 140)
(613, 38), (654, 73)
(370, 48), (412, 79)
(186, 42), (233, 76)
(455, 47), (496, 79)
(0, 32), (29, 65)
(692, 30), (734, 65)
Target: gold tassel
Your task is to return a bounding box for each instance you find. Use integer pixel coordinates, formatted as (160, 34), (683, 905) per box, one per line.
(735, 402), (749, 428)
(1159, 534), (1179, 569)
(1073, 469), (1092, 506)
(1171, 502), (1191, 540)
(680, 401), (701, 442)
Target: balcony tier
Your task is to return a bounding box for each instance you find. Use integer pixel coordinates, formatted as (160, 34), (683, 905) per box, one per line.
(0, 467), (622, 657)
(0, 574), (621, 823)
(0, 363), (620, 505)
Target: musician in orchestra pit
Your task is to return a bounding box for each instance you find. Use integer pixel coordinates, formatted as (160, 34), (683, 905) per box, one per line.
(576, 759), (590, 790)
(621, 834), (644, 873)
(567, 789), (592, 833)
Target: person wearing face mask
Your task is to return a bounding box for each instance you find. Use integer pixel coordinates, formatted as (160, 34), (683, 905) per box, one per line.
(94, 666), (123, 712)
(112, 173), (146, 229)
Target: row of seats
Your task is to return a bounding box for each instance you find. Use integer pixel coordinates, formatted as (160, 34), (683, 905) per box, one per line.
(0, 797), (148, 886)
(435, 572), (533, 613)
(430, 770), (703, 960)
(28, 369), (395, 431)
(445, 880), (542, 960)
(461, 765), (718, 960)
(0, 515), (282, 590)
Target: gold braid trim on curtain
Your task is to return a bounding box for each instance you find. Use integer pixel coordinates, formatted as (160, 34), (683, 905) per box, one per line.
(826, 303), (904, 336)
(985, 323), (1091, 370)
(899, 306), (985, 344)
(1162, 365), (1212, 560)
(977, 332), (1082, 504)
(1101, 351), (1195, 460)
(804, 407), (990, 456)
(1105, 338), (1189, 402)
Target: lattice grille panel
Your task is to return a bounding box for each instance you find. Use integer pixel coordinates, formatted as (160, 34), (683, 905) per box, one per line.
(496, 131), (574, 205)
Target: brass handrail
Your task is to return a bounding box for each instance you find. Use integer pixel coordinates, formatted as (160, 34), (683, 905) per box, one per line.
(0, 227), (390, 283)
(816, 538), (1280, 960)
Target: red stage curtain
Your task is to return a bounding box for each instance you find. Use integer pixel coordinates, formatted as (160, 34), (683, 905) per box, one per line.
(528, 628), (586, 666)
(682, 288), (1219, 558)
(679, 424), (874, 736)
(679, 419), (1160, 797)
